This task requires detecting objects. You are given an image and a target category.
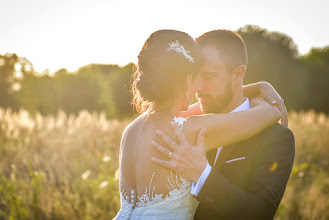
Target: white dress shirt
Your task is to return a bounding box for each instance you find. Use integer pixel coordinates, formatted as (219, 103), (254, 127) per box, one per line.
(191, 97), (251, 196)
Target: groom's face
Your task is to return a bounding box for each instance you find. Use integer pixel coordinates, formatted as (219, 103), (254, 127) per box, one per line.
(197, 45), (233, 113)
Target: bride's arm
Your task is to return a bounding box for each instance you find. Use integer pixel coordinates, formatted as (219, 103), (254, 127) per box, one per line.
(182, 81), (269, 117)
(243, 82), (263, 99)
(243, 81), (276, 100)
(182, 81), (287, 126)
(185, 98), (280, 152)
(243, 81), (288, 126)
(181, 81), (288, 124)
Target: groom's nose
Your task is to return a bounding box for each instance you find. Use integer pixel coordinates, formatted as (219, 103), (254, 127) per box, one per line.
(197, 88), (203, 96)
(198, 81), (207, 94)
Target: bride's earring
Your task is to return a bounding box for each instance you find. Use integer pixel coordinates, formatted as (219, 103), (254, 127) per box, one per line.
(185, 90), (189, 98)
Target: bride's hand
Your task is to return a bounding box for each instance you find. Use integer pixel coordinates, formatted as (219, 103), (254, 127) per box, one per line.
(258, 82), (288, 127)
(250, 97), (271, 107)
(250, 97), (281, 120)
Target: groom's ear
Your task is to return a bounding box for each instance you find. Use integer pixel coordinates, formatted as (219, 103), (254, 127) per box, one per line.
(232, 65), (246, 85)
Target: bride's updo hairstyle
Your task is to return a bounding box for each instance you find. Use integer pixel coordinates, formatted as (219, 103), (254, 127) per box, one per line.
(132, 30), (203, 114)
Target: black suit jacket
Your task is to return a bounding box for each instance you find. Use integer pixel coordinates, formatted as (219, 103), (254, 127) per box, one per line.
(194, 123), (295, 220)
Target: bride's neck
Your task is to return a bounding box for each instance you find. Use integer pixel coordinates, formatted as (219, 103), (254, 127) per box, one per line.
(153, 97), (182, 118)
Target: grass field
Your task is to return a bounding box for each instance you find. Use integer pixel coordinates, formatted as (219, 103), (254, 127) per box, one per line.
(0, 108), (328, 219)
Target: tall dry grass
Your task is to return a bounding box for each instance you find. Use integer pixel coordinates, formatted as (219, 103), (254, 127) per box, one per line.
(275, 111), (329, 220)
(0, 108), (129, 219)
(0, 108), (328, 219)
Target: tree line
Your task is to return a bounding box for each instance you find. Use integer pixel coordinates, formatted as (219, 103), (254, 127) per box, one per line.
(0, 25), (328, 119)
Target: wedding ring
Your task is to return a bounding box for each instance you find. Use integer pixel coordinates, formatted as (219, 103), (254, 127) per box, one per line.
(168, 151), (172, 158)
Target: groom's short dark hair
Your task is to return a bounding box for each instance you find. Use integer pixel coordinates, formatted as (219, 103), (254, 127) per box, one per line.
(196, 30), (248, 72)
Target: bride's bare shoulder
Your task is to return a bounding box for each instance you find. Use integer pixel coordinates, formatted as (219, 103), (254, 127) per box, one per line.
(125, 113), (147, 131)
(121, 113), (147, 143)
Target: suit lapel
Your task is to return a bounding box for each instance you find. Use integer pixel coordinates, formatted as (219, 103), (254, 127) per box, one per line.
(214, 144), (237, 171)
(206, 148), (218, 166)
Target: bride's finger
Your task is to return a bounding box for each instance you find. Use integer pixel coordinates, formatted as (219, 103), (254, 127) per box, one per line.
(263, 93), (276, 105)
(156, 130), (178, 151)
(152, 157), (173, 170)
(284, 104), (288, 127)
(267, 95), (288, 127)
(279, 99), (288, 127)
(170, 122), (188, 146)
(151, 141), (173, 158)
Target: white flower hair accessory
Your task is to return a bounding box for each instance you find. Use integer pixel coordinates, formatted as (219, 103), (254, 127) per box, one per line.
(166, 40), (194, 63)
(173, 116), (189, 130)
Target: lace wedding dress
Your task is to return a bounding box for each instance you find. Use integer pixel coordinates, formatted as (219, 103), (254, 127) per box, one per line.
(114, 116), (199, 220)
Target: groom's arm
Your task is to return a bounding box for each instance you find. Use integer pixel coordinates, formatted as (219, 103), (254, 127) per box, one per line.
(196, 126), (295, 219)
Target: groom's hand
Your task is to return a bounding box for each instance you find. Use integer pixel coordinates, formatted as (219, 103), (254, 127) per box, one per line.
(151, 122), (207, 183)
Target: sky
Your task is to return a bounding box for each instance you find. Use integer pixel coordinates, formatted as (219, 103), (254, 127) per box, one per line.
(1, 0), (328, 73)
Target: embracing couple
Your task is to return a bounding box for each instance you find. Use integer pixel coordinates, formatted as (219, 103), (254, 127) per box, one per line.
(114, 29), (295, 220)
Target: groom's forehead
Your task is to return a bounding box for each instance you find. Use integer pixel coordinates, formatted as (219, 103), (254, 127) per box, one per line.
(202, 45), (226, 58)
(202, 46), (227, 65)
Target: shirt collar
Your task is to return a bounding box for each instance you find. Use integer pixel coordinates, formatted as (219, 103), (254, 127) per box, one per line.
(229, 97), (250, 113)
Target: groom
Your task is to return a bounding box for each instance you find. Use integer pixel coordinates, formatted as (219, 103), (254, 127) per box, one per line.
(152, 30), (295, 219)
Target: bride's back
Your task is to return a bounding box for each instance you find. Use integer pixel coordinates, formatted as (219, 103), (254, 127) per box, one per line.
(119, 113), (184, 202)
(116, 113), (199, 219)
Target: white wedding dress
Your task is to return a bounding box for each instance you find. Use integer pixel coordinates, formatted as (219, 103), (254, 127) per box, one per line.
(114, 116), (199, 220)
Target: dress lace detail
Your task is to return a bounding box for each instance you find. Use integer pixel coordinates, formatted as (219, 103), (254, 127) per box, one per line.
(114, 116), (198, 220)
(115, 171), (198, 220)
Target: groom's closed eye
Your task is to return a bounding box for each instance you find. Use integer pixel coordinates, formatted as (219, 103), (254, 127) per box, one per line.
(201, 72), (217, 79)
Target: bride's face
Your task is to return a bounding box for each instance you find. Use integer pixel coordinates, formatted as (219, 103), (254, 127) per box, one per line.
(190, 74), (201, 103)
(181, 73), (201, 110)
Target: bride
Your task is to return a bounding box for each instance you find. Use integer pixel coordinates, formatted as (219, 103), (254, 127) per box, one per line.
(114, 29), (282, 219)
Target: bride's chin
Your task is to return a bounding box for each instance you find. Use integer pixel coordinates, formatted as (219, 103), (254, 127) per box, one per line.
(181, 105), (188, 112)
(180, 100), (190, 112)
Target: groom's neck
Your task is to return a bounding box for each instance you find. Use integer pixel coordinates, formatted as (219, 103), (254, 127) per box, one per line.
(221, 90), (245, 113)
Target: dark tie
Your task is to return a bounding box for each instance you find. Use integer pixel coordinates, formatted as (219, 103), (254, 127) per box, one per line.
(206, 148), (218, 166)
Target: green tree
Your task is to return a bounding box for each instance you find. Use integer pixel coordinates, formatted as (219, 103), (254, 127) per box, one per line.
(0, 53), (33, 110)
(17, 63), (135, 118)
(237, 25), (307, 110)
(301, 46), (329, 112)
(107, 63), (135, 118)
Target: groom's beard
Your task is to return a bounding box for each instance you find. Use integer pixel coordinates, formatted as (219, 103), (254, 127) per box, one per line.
(198, 81), (233, 114)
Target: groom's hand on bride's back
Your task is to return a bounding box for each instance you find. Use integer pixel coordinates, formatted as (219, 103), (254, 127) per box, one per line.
(151, 122), (207, 183)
